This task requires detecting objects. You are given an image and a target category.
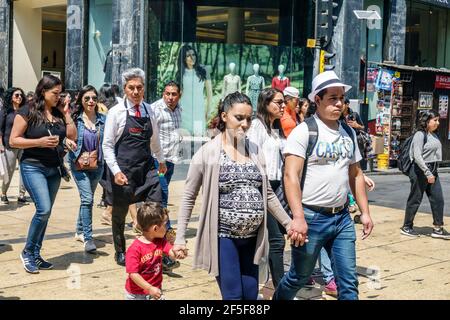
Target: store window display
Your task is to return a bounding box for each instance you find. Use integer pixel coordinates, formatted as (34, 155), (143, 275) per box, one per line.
(222, 62), (242, 98)
(176, 44), (213, 136)
(272, 64), (290, 92)
(246, 64), (265, 111)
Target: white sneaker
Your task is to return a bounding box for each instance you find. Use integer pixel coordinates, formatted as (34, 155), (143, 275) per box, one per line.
(74, 233), (85, 243)
(84, 240), (97, 253)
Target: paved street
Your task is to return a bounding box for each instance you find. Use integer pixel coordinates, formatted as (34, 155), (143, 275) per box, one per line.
(1, 168), (450, 300)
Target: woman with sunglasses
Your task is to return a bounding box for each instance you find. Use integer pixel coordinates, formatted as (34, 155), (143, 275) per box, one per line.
(0, 88), (28, 204)
(69, 85), (106, 253)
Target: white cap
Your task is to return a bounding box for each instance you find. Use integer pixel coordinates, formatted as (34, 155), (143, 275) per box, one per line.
(307, 71), (352, 102)
(283, 86), (299, 98)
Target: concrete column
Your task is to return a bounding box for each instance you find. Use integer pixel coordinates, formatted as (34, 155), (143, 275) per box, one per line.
(111, 0), (145, 89)
(227, 8), (244, 44)
(383, 0), (406, 65)
(65, 0), (87, 91)
(330, 0), (363, 99)
(0, 0), (12, 90)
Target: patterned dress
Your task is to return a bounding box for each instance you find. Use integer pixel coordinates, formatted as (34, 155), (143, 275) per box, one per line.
(218, 151), (264, 239)
(246, 75), (264, 111)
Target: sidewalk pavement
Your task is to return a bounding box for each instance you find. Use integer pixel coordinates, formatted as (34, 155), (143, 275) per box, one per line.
(1, 170), (450, 300)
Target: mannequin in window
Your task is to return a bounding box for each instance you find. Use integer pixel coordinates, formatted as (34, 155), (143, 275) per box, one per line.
(104, 42), (113, 83)
(222, 62), (241, 98)
(272, 64), (290, 92)
(246, 63), (265, 111)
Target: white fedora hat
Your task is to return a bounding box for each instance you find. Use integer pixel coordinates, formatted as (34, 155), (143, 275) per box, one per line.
(308, 71), (352, 102)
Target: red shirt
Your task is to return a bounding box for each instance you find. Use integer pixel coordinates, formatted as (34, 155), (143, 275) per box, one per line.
(272, 77), (291, 92)
(125, 238), (172, 294)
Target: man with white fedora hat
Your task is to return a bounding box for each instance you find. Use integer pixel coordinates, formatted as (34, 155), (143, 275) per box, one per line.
(274, 71), (374, 300)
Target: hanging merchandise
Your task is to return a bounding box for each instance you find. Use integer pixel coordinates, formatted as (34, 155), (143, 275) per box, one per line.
(439, 95), (448, 119)
(375, 69), (395, 91)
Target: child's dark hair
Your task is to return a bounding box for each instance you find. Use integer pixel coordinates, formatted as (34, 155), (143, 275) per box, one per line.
(137, 202), (168, 232)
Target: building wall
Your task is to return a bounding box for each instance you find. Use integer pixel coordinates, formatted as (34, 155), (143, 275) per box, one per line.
(12, 1), (42, 92)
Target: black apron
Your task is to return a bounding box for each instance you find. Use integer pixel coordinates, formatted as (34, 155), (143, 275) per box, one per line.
(105, 101), (162, 207)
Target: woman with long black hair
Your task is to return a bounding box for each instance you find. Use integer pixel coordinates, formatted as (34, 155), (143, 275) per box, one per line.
(10, 75), (77, 273)
(69, 85), (106, 253)
(0, 87), (27, 204)
(401, 109), (449, 239)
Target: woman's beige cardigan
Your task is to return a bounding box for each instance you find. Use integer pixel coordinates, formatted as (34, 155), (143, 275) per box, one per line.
(175, 132), (292, 277)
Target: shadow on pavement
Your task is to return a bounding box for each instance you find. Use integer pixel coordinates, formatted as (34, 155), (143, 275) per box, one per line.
(0, 244), (13, 255)
(47, 251), (109, 270)
(414, 226), (434, 236)
(0, 294), (20, 300)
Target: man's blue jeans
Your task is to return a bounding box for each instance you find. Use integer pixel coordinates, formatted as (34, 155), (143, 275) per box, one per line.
(273, 207), (358, 300)
(154, 160), (175, 228)
(71, 165), (104, 241)
(20, 163), (61, 257)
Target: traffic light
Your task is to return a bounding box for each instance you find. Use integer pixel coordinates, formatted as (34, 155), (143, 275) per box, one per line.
(316, 0), (339, 49)
(319, 50), (336, 73)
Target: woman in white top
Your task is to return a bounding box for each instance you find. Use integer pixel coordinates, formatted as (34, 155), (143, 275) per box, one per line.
(247, 88), (287, 289)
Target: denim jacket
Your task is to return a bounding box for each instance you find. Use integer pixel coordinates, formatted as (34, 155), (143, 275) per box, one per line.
(68, 112), (106, 165)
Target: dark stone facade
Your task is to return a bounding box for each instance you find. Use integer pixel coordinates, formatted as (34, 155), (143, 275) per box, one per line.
(383, 0), (407, 65)
(65, 0), (88, 91)
(0, 0), (12, 90)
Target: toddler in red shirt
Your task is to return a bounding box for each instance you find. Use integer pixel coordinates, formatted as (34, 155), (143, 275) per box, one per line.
(125, 202), (181, 300)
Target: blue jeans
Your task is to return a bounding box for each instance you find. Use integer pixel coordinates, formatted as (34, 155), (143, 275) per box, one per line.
(71, 165), (104, 241)
(20, 163), (61, 257)
(216, 237), (259, 300)
(320, 248), (334, 284)
(154, 160), (175, 228)
(273, 207), (358, 300)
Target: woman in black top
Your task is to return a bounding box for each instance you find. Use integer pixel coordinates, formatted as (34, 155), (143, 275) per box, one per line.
(0, 88), (27, 204)
(10, 75), (77, 274)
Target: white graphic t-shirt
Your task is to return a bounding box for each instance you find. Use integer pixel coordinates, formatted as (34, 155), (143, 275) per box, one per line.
(284, 114), (362, 207)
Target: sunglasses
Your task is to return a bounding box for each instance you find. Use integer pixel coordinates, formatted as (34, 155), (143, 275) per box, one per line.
(13, 93), (22, 98)
(83, 96), (98, 102)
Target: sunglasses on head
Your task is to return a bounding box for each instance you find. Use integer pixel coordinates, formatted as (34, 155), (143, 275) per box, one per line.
(83, 96), (98, 102)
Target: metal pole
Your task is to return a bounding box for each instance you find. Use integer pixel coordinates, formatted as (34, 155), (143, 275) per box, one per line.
(364, 25), (369, 105)
(313, 0), (320, 78)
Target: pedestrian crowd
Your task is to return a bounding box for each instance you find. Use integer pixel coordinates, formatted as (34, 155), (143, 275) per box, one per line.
(0, 67), (448, 301)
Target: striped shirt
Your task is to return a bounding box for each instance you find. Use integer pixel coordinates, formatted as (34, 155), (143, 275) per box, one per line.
(150, 98), (182, 163)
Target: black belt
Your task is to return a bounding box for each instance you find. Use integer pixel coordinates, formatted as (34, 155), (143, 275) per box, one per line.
(303, 203), (348, 214)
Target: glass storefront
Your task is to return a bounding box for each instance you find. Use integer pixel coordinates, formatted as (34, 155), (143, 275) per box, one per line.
(405, 0), (450, 68)
(147, 0), (310, 136)
(88, 0), (113, 89)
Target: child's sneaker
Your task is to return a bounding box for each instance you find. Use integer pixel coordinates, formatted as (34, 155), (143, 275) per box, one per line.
(324, 278), (338, 297)
(431, 227), (450, 240)
(1, 195), (9, 205)
(304, 277), (316, 287)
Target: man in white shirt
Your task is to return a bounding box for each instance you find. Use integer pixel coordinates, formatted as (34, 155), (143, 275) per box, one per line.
(151, 81), (182, 210)
(274, 71), (374, 300)
(102, 68), (166, 266)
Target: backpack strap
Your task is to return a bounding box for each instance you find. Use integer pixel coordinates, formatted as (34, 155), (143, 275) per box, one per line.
(340, 120), (356, 155)
(302, 117), (319, 189)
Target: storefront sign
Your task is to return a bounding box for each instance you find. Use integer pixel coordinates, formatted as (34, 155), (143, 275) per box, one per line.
(421, 0), (450, 9)
(439, 95), (448, 119)
(418, 92), (433, 110)
(435, 75), (450, 89)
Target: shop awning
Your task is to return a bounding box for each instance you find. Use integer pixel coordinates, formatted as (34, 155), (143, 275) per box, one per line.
(369, 61), (450, 75)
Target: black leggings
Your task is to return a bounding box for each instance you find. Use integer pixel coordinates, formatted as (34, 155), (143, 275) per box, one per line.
(404, 164), (444, 228)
